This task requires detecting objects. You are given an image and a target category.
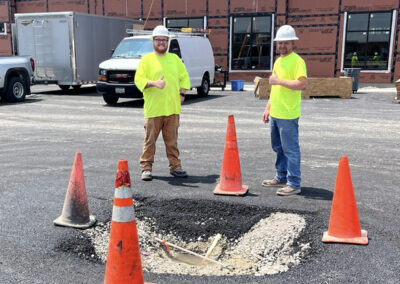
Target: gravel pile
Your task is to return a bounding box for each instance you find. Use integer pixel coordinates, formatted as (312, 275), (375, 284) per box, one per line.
(84, 212), (309, 276)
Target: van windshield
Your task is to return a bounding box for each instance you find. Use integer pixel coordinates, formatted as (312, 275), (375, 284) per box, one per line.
(112, 38), (154, 58)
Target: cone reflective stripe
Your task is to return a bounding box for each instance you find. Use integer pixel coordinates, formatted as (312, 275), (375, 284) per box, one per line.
(214, 115), (248, 195)
(322, 156), (368, 245)
(105, 159), (150, 284)
(112, 187), (135, 222)
(53, 152), (96, 229)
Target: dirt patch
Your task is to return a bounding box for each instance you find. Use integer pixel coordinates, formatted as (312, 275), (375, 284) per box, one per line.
(57, 196), (314, 276)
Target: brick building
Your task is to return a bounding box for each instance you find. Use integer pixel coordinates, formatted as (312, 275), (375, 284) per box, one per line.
(1, 0), (400, 83)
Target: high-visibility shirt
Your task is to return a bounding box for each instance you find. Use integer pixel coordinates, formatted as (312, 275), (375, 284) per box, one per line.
(135, 52), (190, 118)
(270, 52), (307, 119)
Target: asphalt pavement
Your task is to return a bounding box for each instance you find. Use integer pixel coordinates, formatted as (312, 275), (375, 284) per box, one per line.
(0, 83), (399, 283)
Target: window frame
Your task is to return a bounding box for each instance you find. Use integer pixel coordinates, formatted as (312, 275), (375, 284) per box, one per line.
(0, 23), (6, 35)
(165, 17), (205, 30)
(229, 14), (274, 72)
(341, 10), (396, 73)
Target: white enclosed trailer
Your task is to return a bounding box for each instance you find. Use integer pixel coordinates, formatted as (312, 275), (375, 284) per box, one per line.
(14, 12), (142, 90)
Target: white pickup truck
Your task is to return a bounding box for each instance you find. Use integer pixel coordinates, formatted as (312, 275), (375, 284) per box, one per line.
(0, 56), (35, 102)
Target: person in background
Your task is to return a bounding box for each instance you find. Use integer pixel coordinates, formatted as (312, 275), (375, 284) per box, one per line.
(261, 25), (307, 196)
(351, 52), (358, 67)
(373, 52), (379, 61)
(134, 25), (190, 181)
(373, 52), (380, 69)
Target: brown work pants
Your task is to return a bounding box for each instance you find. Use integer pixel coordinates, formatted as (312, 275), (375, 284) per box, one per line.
(140, 114), (181, 172)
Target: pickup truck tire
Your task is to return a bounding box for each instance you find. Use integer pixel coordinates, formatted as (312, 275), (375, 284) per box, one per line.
(103, 94), (119, 104)
(59, 85), (71, 91)
(6, 77), (28, 102)
(197, 75), (210, 97)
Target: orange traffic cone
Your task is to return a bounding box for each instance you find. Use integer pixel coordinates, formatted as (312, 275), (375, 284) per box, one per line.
(54, 152), (96, 229)
(322, 156), (368, 245)
(214, 114), (249, 196)
(104, 159), (151, 284)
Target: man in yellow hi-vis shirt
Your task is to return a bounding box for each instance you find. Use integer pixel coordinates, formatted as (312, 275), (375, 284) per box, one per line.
(261, 25), (307, 196)
(135, 25), (190, 181)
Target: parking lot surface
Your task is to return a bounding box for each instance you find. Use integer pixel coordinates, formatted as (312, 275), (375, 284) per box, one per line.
(0, 84), (399, 283)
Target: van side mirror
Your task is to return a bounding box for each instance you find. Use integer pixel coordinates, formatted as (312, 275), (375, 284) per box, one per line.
(110, 49), (115, 57)
(170, 48), (181, 58)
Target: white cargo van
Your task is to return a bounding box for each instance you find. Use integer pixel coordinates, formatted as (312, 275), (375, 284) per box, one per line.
(96, 31), (215, 104)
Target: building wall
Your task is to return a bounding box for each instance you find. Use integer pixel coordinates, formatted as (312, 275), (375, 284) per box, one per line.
(0, 1), (12, 55)
(2, 0), (400, 82)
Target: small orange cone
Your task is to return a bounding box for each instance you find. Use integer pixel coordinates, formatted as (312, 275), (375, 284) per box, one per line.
(214, 114), (248, 196)
(54, 152), (96, 229)
(322, 156), (368, 245)
(104, 159), (151, 284)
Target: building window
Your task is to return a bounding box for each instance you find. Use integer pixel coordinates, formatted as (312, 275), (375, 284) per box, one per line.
(166, 18), (204, 29)
(344, 12), (392, 70)
(0, 23), (6, 35)
(231, 15), (272, 71)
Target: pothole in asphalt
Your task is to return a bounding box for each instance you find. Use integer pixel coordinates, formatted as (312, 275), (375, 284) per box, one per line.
(56, 196), (316, 276)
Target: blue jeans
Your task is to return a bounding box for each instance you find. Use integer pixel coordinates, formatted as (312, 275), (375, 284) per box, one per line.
(269, 116), (301, 188)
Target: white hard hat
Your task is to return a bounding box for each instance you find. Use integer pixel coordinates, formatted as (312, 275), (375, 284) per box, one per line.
(152, 25), (170, 38)
(274, 25), (299, 41)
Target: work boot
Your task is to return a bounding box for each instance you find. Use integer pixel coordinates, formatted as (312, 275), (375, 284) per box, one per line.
(276, 185), (301, 196)
(261, 178), (286, 187)
(141, 170), (152, 181)
(170, 168), (188, 178)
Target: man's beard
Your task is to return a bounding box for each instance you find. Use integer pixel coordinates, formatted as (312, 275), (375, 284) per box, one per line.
(154, 44), (167, 54)
(279, 47), (292, 56)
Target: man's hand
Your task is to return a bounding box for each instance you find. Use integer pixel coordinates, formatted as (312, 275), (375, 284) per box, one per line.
(268, 71), (307, 90)
(262, 101), (271, 124)
(269, 71), (280, 86)
(148, 75), (166, 89)
(180, 88), (186, 104)
(154, 75), (166, 89)
(262, 109), (270, 124)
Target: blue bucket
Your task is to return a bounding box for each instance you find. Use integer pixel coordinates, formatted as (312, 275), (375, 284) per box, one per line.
(231, 80), (244, 91)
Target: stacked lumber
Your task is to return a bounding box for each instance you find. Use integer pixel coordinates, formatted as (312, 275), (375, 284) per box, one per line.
(254, 76), (353, 99)
(395, 79), (400, 102)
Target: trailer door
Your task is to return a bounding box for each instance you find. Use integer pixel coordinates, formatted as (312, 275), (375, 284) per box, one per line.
(16, 14), (73, 83)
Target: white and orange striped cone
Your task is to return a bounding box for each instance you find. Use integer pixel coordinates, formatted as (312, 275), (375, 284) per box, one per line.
(104, 159), (151, 284)
(53, 152), (96, 229)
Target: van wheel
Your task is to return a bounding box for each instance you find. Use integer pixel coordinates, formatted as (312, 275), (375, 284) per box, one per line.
(6, 77), (27, 102)
(59, 85), (71, 91)
(103, 94), (119, 104)
(72, 85), (81, 90)
(197, 75), (210, 97)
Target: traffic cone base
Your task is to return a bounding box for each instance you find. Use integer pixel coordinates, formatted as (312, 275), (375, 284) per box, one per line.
(53, 152), (96, 229)
(322, 229), (368, 245)
(54, 214), (96, 229)
(213, 183), (248, 196)
(322, 156), (368, 245)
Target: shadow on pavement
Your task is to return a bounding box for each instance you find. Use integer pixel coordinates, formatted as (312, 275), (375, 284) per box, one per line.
(0, 97), (43, 105)
(105, 99), (144, 108)
(32, 86), (99, 96)
(152, 174), (219, 187)
(182, 93), (226, 105)
(103, 93), (226, 108)
(301, 187), (333, 201)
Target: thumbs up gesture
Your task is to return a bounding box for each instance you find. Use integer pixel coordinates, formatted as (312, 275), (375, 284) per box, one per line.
(269, 70), (280, 86)
(153, 75), (166, 89)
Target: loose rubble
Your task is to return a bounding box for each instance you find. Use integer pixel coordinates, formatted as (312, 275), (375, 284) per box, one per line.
(84, 212), (309, 276)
